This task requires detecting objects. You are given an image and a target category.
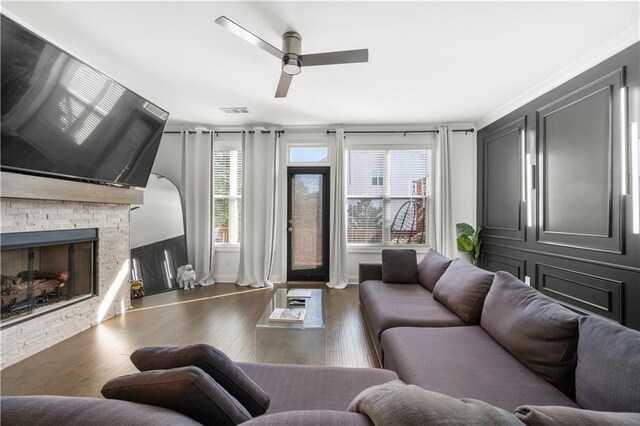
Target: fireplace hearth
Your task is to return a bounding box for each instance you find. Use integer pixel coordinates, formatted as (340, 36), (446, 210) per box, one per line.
(1, 229), (97, 327)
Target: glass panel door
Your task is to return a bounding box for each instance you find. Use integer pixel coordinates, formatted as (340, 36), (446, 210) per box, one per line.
(287, 167), (330, 281)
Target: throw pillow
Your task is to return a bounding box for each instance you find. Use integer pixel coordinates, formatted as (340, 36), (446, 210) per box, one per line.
(381, 249), (417, 284)
(416, 249), (452, 291)
(514, 405), (640, 426)
(575, 315), (640, 412)
(101, 366), (251, 426)
(432, 259), (494, 323)
(130, 344), (269, 416)
(348, 380), (521, 425)
(481, 271), (580, 399)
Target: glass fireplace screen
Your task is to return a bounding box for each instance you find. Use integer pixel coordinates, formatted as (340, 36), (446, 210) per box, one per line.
(1, 229), (96, 325)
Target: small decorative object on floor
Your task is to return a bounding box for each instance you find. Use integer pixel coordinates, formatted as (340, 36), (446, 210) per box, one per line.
(269, 308), (307, 323)
(286, 289), (312, 299)
(130, 280), (145, 298)
(177, 264), (197, 290)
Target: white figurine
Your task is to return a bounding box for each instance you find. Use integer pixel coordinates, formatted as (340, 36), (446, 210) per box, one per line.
(177, 264), (197, 290)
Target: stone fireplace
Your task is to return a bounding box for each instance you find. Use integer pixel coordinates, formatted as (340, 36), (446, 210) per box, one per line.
(0, 172), (142, 369)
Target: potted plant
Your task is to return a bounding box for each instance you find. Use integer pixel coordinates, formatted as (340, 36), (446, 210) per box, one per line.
(456, 223), (482, 266)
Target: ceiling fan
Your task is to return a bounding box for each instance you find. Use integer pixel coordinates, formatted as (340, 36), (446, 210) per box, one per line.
(215, 16), (369, 98)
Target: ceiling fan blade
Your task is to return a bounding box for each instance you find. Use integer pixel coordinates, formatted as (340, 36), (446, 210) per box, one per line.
(215, 16), (283, 60)
(300, 49), (368, 67)
(275, 72), (293, 98)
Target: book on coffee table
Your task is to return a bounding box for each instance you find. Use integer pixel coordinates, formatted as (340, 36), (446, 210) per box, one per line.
(269, 308), (307, 323)
(286, 289), (313, 299)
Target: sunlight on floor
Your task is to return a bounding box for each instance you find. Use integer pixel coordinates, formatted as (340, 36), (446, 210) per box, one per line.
(127, 286), (271, 313)
(96, 260), (130, 323)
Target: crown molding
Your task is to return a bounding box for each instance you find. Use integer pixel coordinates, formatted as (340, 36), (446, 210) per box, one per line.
(476, 24), (640, 130)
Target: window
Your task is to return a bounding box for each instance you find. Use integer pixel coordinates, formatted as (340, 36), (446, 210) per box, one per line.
(347, 149), (431, 245)
(289, 146), (329, 163)
(213, 150), (242, 244)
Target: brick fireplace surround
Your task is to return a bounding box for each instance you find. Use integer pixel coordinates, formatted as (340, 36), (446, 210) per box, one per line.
(0, 172), (142, 369)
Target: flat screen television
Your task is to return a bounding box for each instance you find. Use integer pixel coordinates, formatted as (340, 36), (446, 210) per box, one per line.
(1, 14), (169, 188)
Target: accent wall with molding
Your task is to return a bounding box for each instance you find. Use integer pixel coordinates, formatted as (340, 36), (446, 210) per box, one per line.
(476, 42), (640, 330)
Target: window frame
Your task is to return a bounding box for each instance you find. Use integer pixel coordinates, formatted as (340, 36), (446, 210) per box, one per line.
(287, 143), (331, 166)
(345, 136), (433, 249)
(213, 137), (243, 247)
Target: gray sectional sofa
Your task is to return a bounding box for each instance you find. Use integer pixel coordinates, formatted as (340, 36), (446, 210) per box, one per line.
(2, 362), (396, 425)
(359, 248), (640, 417)
(2, 248), (639, 425)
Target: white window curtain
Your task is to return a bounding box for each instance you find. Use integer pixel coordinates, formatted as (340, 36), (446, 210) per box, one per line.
(181, 130), (215, 285)
(326, 128), (349, 289)
(433, 126), (456, 259)
(236, 129), (280, 288)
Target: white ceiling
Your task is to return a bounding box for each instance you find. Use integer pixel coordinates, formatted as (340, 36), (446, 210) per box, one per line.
(3, 1), (638, 128)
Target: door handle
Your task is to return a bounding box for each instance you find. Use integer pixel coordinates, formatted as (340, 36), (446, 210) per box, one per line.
(288, 227), (293, 232)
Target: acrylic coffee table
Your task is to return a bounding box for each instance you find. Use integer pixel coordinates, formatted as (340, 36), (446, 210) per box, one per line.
(255, 288), (326, 364)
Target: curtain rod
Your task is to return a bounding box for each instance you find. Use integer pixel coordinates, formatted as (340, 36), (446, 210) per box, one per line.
(325, 129), (475, 135)
(163, 130), (285, 135)
(163, 128), (474, 136)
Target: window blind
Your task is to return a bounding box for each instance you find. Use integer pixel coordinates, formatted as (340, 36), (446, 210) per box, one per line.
(213, 150), (242, 244)
(347, 148), (430, 245)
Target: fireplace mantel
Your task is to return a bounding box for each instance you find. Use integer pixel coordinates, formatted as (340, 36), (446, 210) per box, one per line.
(1, 172), (143, 205)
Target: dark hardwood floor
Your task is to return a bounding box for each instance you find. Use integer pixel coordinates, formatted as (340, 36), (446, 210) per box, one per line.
(1, 283), (378, 397)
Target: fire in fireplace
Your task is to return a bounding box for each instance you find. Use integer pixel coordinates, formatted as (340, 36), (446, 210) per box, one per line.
(1, 229), (97, 326)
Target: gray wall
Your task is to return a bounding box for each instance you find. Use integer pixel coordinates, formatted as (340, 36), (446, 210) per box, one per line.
(477, 43), (640, 330)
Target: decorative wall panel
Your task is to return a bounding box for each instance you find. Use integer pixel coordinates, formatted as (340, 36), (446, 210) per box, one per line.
(536, 263), (623, 323)
(482, 117), (526, 241)
(482, 251), (525, 280)
(536, 69), (624, 253)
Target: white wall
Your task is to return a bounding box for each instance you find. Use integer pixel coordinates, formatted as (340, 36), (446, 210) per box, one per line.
(152, 132), (182, 188)
(149, 126), (476, 284)
(450, 131), (477, 229)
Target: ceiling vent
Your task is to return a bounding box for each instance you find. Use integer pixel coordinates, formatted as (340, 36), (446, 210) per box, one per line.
(220, 107), (249, 114)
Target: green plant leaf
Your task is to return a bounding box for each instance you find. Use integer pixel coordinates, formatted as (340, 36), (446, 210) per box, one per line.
(456, 223), (474, 237)
(472, 227), (482, 245)
(457, 235), (473, 252)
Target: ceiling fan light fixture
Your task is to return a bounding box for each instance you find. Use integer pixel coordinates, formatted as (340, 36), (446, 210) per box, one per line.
(282, 57), (301, 75)
(214, 17), (369, 98)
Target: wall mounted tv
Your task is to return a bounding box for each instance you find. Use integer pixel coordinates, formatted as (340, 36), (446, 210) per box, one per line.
(1, 14), (169, 188)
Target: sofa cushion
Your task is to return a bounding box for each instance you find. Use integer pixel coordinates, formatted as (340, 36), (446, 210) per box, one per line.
(480, 271), (580, 398)
(381, 326), (578, 413)
(239, 410), (373, 425)
(131, 344), (269, 416)
(359, 263), (383, 283)
(575, 315), (640, 412)
(432, 259), (494, 323)
(359, 281), (466, 361)
(416, 249), (452, 291)
(101, 366), (251, 426)
(0, 396), (202, 426)
(237, 362), (398, 414)
(348, 380), (521, 425)
(381, 249), (417, 283)
(514, 405), (640, 426)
